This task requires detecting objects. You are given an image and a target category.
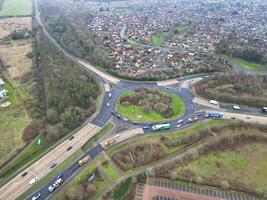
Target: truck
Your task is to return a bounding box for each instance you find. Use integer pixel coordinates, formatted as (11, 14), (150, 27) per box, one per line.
(78, 155), (91, 166)
(152, 123), (171, 131)
(103, 139), (116, 148)
(209, 100), (219, 106)
(205, 111), (223, 118)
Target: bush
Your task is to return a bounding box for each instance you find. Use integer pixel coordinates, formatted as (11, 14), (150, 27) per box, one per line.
(220, 180), (230, 190)
(60, 107), (83, 129)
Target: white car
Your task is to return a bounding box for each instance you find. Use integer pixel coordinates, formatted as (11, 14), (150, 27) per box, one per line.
(176, 124), (182, 128)
(48, 185), (54, 192)
(29, 177), (38, 185)
(32, 193), (40, 200)
(177, 119), (184, 124)
(106, 103), (110, 107)
(108, 93), (112, 98)
(233, 105), (240, 110)
(114, 134), (120, 139)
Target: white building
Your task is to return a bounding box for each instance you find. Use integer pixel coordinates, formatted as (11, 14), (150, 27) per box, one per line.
(0, 87), (7, 99)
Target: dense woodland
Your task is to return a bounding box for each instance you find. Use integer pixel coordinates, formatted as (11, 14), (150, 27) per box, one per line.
(216, 38), (267, 65)
(39, 0), (114, 69)
(24, 24), (100, 143)
(195, 74), (267, 107)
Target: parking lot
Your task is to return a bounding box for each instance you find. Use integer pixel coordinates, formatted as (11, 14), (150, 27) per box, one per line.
(148, 179), (262, 200)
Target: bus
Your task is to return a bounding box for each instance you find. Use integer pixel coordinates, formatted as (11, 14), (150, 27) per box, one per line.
(205, 111), (223, 118)
(152, 123), (171, 131)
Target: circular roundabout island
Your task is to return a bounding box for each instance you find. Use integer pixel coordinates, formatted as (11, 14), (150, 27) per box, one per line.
(116, 88), (185, 123)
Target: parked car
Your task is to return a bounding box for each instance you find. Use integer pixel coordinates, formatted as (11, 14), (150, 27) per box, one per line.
(50, 163), (57, 169)
(230, 117), (236, 120)
(21, 171), (28, 177)
(176, 124), (182, 128)
(32, 193), (41, 200)
(106, 103), (110, 107)
(66, 146), (72, 151)
(108, 93), (112, 98)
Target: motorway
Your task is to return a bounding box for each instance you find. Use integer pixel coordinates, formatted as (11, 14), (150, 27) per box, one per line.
(0, 0), (266, 199)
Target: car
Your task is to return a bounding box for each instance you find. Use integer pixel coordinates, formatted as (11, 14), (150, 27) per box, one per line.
(32, 193), (41, 200)
(123, 118), (128, 121)
(177, 119), (184, 124)
(106, 103), (110, 107)
(246, 116), (250, 119)
(21, 171), (28, 177)
(111, 111), (115, 115)
(230, 117), (236, 120)
(133, 121), (138, 125)
(48, 185), (54, 192)
(66, 146), (72, 151)
(196, 113), (202, 116)
(29, 177), (38, 185)
(116, 114), (121, 118)
(108, 93), (112, 98)
(50, 163), (57, 169)
(114, 134), (120, 139)
(176, 124), (182, 128)
(68, 135), (74, 141)
(233, 105), (240, 110)
(143, 126), (150, 130)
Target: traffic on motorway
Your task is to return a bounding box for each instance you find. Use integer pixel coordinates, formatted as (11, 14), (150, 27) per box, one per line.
(8, 1), (265, 199)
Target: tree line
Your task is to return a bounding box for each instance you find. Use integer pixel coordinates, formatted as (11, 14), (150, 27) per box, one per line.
(195, 74), (267, 107)
(23, 22), (100, 143)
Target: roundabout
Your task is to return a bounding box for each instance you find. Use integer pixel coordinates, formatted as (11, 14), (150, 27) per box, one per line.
(116, 88), (185, 123)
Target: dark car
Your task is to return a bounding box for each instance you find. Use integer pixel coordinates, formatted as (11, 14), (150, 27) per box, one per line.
(50, 163), (57, 169)
(111, 111), (115, 115)
(230, 117), (236, 120)
(21, 171), (28, 177)
(143, 126), (150, 130)
(66, 146), (73, 151)
(68, 135), (74, 141)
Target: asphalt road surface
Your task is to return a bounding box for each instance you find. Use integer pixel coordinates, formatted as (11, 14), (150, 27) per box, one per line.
(1, 1), (264, 200)
(27, 144), (105, 200)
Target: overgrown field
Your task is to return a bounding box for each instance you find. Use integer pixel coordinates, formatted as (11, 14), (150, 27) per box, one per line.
(116, 88), (185, 122)
(0, 17), (32, 167)
(155, 124), (267, 198)
(109, 120), (230, 171)
(0, 107), (29, 166)
(0, 0), (32, 17)
(195, 74), (267, 107)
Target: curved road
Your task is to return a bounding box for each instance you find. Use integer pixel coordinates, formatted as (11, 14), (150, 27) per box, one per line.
(0, 0), (267, 200)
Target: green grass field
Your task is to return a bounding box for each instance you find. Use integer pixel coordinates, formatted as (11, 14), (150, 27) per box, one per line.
(151, 25), (188, 47)
(0, 107), (28, 166)
(0, 0), (32, 17)
(116, 90), (185, 123)
(102, 163), (118, 181)
(223, 55), (267, 72)
(173, 143), (267, 194)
